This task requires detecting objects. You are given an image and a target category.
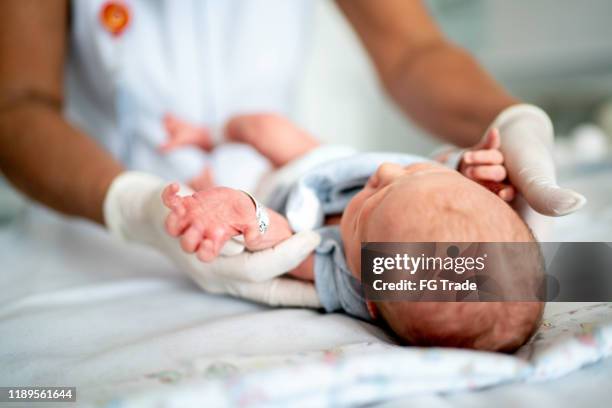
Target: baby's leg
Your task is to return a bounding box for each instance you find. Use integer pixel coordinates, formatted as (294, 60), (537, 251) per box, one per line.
(188, 166), (216, 191)
(159, 113), (213, 152)
(225, 113), (320, 167)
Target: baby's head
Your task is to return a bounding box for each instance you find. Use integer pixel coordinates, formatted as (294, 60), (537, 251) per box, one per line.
(340, 162), (544, 352)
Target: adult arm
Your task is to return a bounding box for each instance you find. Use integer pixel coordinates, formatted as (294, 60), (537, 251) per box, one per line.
(337, 0), (515, 147)
(0, 0), (123, 224)
(0, 1), (322, 307)
(337, 0), (585, 215)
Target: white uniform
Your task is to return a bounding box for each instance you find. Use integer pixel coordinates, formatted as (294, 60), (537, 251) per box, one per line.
(65, 0), (313, 189)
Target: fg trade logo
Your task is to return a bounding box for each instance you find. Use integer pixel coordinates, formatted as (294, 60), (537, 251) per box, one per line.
(362, 242), (612, 302)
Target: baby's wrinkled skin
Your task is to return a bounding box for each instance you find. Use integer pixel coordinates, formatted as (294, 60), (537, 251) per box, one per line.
(161, 113), (543, 352)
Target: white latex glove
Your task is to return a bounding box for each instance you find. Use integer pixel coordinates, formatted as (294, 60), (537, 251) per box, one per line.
(103, 171), (322, 307)
(491, 104), (586, 216)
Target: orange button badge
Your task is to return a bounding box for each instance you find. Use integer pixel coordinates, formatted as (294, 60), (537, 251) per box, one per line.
(100, 1), (131, 37)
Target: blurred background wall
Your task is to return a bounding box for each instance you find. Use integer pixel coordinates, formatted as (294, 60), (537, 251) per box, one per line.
(296, 0), (612, 156)
(3, 0), (612, 219)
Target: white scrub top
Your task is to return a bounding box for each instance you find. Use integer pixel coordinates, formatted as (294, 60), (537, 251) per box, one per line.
(64, 0), (313, 189)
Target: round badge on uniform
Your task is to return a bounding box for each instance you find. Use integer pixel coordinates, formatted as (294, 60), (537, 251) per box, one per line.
(100, 1), (131, 37)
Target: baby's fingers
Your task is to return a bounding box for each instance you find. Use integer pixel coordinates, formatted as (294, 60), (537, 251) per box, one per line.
(480, 181), (516, 202)
(498, 185), (515, 202)
(464, 164), (507, 182)
(196, 227), (231, 262)
(463, 149), (503, 165)
(180, 222), (204, 253)
(473, 127), (501, 150)
(162, 184), (185, 215)
(196, 239), (216, 262)
(165, 212), (190, 237)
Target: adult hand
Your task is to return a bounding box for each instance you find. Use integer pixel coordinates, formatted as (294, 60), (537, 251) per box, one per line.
(491, 104), (586, 216)
(103, 171), (322, 307)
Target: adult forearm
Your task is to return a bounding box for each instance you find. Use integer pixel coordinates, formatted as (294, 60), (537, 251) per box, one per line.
(0, 103), (123, 224)
(337, 0), (517, 147)
(385, 42), (518, 147)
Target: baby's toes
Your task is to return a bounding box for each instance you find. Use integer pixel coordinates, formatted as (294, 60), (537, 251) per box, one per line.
(189, 167), (216, 191)
(163, 113), (180, 133)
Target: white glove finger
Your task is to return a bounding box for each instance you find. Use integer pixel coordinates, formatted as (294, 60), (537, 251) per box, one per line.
(506, 144), (586, 215)
(266, 278), (322, 308)
(244, 230), (322, 282)
(228, 278), (322, 308)
(208, 230), (321, 282)
(521, 180), (586, 216)
(495, 104), (587, 216)
(511, 194), (554, 241)
(219, 236), (246, 256)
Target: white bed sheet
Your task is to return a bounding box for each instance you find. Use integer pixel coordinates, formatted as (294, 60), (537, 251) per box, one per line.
(0, 206), (394, 406)
(379, 354), (612, 408)
(1, 164), (611, 407)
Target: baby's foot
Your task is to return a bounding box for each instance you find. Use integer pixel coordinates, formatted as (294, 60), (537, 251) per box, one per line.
(224, 113), (320, 167)
(460, 128), (515, 202)
(162, 184), (258, 262)
(188, 166), (216, 191)
(159, 113), (214, 152)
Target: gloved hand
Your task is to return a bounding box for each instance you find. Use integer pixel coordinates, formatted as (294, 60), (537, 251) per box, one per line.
(103, 171), (322, 307)
(491, 104), (586, 216)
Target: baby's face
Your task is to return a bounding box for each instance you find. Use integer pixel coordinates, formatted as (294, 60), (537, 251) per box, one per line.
(340, 161), (509, 277)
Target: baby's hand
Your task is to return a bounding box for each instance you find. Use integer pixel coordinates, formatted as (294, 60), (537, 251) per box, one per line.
(162, 184), (258, 262)
(460, 128), (515, 202)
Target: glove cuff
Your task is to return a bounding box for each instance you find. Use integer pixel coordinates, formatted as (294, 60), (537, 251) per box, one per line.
(490, 104), (554, 146)
(103, 171), (167, 241)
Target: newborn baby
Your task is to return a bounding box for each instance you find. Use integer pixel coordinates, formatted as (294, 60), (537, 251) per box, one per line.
(161, 114), (544, 352)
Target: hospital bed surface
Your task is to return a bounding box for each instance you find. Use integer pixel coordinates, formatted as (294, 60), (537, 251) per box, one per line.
(1, 165), (611, 407)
